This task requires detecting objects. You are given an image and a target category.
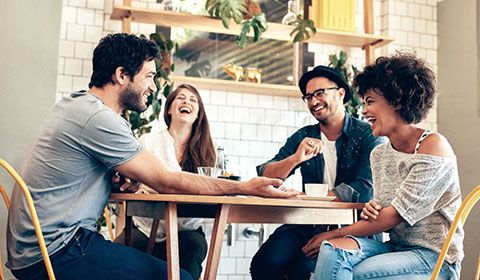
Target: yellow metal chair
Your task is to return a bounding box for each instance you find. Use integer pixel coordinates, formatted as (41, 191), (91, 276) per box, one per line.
(431, 185), (480, 280)
(0, 158), (56, 280)
(104, 205), (115, 241)
(1, 183), (11, 280)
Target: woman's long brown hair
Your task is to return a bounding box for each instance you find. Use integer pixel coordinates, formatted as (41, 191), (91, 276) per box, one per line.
(163, 84), (216, 173)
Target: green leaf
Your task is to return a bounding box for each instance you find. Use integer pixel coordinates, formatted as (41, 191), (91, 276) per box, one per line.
(293, 31), (303, 42)
(252, 24), (260, 42)
(331, 56), (338, 65)
(166, 40), (174, 51)
(339, 51), (347, 65)
(217, 0), (246, 24)
(163, 84), (172, 98)
(221, 16), (230, 28)
(289, 15), (316, 43)
(152, 99), (161, 116)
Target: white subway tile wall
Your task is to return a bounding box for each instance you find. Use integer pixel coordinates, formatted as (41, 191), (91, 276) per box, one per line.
(57, 0), (439, 277)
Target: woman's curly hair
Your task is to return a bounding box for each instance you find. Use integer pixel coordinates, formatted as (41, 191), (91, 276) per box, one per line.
(353, 53), (436, 124)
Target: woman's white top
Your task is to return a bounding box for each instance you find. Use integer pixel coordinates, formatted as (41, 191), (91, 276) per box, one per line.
(371, 132), (463, 263)
(133, 128), (203, 242)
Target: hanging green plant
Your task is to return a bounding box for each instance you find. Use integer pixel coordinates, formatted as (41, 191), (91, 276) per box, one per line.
(205, 0), (317, 47)
(205, 0), (266, 48)
(289, 15), (316, 43)
(236, 14), (267, 48)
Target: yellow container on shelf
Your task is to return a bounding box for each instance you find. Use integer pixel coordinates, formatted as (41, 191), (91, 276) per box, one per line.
(310, 0), (355, 32)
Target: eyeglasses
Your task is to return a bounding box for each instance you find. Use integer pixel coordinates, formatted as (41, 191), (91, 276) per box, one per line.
(302, 87), (339, 102)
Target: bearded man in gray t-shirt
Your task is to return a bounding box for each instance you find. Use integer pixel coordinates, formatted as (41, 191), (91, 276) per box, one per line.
(6, 33), (299, 280)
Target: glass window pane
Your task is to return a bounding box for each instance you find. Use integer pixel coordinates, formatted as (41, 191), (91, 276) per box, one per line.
(163, 0), (298, 85)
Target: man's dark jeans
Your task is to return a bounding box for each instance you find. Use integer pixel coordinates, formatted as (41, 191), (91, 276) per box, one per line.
(115, 226), (208, 280)
(11, 228), (193, 280)
(250, 224), (328, 280)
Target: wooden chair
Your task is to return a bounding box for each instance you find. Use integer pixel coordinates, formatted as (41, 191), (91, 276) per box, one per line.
(431, 185), (480, 280)
(0, 158), (56, 280)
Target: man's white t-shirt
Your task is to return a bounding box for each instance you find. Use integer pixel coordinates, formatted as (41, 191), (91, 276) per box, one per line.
(321, 132), (337, 190)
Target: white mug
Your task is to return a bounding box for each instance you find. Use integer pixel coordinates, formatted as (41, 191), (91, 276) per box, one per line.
(304, 183), (329, 197)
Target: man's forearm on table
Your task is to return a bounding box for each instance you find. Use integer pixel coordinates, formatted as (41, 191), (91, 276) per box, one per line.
(262, 156), (299, 179)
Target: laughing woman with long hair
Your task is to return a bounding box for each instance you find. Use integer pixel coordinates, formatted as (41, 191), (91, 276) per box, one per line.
(117, 84), (215, 279)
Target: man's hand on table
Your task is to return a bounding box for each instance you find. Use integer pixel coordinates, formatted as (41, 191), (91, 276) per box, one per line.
(241, 177), (301, 198)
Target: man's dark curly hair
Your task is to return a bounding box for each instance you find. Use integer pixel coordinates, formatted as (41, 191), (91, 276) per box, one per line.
(353, 53), (436, 124)
(88, 33), (160, 88)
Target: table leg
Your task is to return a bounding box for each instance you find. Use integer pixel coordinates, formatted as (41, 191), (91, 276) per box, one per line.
(204, 204), (230, 280)
(165, 202), (179, 280)
(125, 210), (132, 247)
(115, 201), (126, 238)
(146, 218), (160, 254)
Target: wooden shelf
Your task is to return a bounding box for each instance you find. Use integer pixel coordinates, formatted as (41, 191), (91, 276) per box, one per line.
(170, 75), (300, 97)
(111, 5), (394, 48)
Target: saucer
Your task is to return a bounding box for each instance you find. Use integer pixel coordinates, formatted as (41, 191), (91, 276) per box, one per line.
(296, 195), (336, 201)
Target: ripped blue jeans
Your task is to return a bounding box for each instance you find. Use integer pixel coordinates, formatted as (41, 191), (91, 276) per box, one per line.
(311, 236), (461, 280)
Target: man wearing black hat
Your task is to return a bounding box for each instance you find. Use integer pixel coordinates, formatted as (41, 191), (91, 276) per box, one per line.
(250, 66), (384, 280)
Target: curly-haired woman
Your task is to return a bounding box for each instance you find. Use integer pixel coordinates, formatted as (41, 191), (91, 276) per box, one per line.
(305, 54), (464, 280)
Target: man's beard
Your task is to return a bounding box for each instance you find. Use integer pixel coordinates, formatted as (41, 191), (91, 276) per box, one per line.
(312, 103), (339, 125)
(119, 85), (147, 113)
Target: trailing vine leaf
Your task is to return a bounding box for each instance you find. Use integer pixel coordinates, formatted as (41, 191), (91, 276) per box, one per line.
(289, 15), (316, 43)
(206, 0), (247, 28)
(235, 14), (266, 48)
(206, 0), (268, 48)
(235, 20), (251, 48)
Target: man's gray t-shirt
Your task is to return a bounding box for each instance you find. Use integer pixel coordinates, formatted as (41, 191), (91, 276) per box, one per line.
(6, 91), (142, 269)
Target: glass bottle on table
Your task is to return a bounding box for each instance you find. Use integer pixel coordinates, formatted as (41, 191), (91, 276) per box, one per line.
(216, 146), (226, 176)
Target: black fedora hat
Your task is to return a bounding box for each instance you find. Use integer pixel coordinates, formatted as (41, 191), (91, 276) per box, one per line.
(299, 65), (352, 104)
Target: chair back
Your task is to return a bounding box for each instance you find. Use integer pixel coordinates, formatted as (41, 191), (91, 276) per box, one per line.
(431, 185), (480, 280)
(1, 184), (10, 280)
(0, 158), (56, 280)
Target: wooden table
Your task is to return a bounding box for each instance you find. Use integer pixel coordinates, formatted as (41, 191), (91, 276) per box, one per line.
(110, 193), (363, 280)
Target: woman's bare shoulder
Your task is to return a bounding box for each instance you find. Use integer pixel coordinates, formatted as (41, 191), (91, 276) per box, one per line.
(417, 132), (455, 158)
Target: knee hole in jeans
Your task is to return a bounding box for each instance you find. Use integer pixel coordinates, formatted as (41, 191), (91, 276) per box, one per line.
(321, 239), (359, 255)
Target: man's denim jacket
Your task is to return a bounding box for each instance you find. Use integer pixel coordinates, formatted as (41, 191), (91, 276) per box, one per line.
(257, 113), (384, 203)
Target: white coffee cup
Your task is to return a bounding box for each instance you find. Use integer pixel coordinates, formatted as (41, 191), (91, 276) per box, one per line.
(304, 183), (329, 197)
